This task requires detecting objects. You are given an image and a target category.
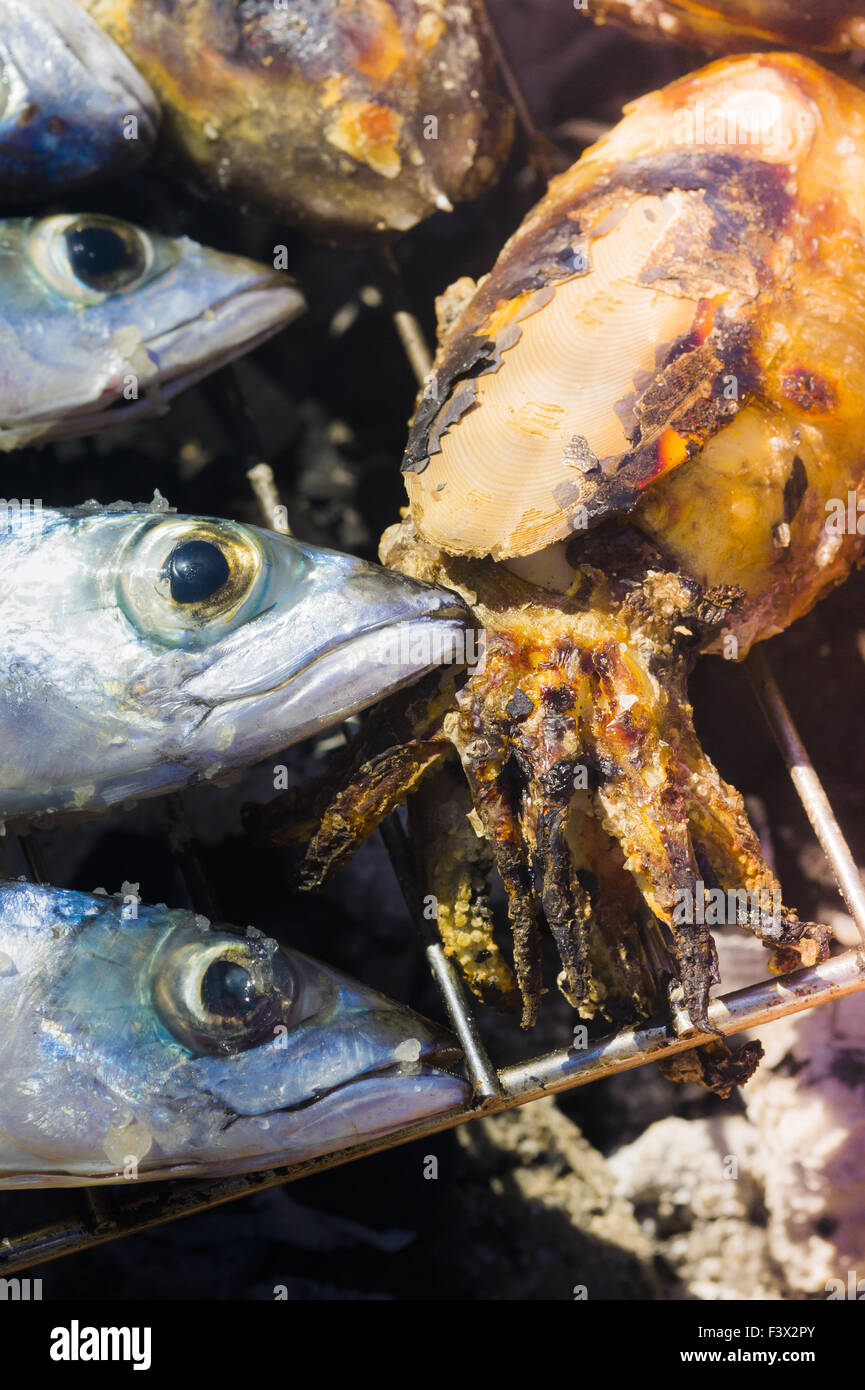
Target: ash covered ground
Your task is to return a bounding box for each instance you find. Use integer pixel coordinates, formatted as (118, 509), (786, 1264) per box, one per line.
(2, 2), (865, 1300)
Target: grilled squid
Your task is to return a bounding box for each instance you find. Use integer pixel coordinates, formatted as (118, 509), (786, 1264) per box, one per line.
(78, 0), (513, 243)
(255, 54), (865, 1075)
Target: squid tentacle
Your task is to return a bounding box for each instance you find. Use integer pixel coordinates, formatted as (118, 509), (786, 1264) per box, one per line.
(522, 780), (593, 1007)
(595, 774), (720, 1032)
(450, 722), (544, 1027)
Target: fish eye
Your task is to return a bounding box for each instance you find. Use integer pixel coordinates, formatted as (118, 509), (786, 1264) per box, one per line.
(27, 214), (154, 305)
(63, 219), (148, 293)
(118, 516), (308, 649)
(152, 928), (297, 1056)
(167, 539), (231, 604)
(201, 959), (259, 1019)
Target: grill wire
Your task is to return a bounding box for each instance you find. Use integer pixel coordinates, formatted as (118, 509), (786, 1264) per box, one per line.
(2, 1), (865, 1277)
(3, 647), (864, 1275)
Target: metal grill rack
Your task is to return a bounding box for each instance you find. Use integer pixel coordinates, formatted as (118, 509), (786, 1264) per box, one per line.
(2, 3), (865, 1277)
(2, 640), (864, 1275)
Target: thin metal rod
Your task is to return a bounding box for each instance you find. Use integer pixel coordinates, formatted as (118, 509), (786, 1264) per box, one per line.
(474, 0), (561, 180)
(392, 308), (433, 387)
(378, 815), (503, 1101)
(3, 947), (863, 1276)
(556, 117), (614, 147)
(379, 248), (433, 387)
(499, 944), (865, 1100)
(15, 832), (48, 885)
(423, 942), (503, 1103)
(747, 647), (865, 946)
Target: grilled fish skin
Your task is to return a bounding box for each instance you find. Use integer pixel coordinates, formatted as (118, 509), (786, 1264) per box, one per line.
(0, 212), (304, 451)
(76, 0), (513, 243)
(0, 0), (159, 199)
(0, 500), (471, 825)
(0, 880), (469, 1186)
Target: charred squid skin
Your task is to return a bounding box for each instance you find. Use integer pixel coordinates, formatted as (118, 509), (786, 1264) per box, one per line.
(294, 737), (448, 891)
(389, 52), (861, 1050)
(374, 517), (832, 1038)
(401, 144), (791, 556)
(657, 1036), (766, 1099)
(513, 682), (595, 1009)
(526, 786), (593, 1010)
(593, 762), (721, 1035)
(245, 666), (460, 882)
(445, 633), (597, 1027)
(565, 812), (663, 1027)
(256, 54), (856, 1079)
(449, 715), (544, 1029)
(403, 52), (865, 644)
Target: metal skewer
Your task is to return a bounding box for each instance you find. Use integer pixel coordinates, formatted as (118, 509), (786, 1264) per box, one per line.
(2, 939), (863, 1276)
(747, 647), (865, 946)
(247, 462), (291, 534)
(378, 247), (433, 387)
(378, 815), (503, 1103)
(474, 0), (563, 180)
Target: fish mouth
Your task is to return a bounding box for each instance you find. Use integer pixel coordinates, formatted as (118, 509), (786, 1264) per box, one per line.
(27, 279), (303, 444)
(177, 560), (475, 745)
(49, 0), (160, 132)
(249, 604), (473, 696)
(271, 1040), (467, 1120)
(186, 609), (473, 748)
(138, 280), (304, 382)
(157, 1022), (472, 1185)
(243, 1035), (473, 1170)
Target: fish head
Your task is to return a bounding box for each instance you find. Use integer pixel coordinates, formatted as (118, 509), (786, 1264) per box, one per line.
(0, 503), (471, 817)
(0, 883), (470, 1183)
(0, 213), (303, 449)
(147, 921), (470, 1176)
(0, 0), (159, 197)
